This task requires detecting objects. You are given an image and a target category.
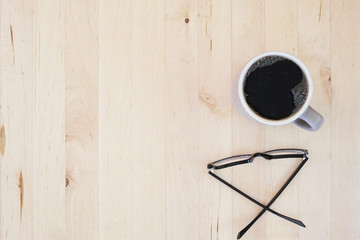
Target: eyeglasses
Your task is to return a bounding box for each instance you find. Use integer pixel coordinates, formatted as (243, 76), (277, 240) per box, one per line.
(207, 148), (309, 239)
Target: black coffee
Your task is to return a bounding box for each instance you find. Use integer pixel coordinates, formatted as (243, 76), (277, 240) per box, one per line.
(243, 56), (308, 120)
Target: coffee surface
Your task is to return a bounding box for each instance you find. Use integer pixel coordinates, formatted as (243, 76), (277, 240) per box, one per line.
(244, 57), (308, 120)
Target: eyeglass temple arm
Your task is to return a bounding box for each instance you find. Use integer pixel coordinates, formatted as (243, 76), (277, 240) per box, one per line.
(237, 157), (309, 239)
(208, 171), (305, 228)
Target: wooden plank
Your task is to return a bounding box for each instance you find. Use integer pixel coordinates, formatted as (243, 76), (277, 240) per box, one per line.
(298, 0), (331, 239)
(0, 0), (34, 239)
(264, 0), (299, 239)
(231, 0), (266, 239)
(198, 0), (232, 239)
(98, 0), (132, 239)
(331, 0), (360, 239)
(33, 0), (66, 239)
(132, 0), (165, 239)
(165, 0), (198, 239)
(65, 0), (99, 239)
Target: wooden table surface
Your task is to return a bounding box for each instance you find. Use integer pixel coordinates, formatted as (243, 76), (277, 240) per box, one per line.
(1, 0), (359, 239)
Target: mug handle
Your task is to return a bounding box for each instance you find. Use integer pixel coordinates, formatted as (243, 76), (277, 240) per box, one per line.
(294, 106), (324, 131)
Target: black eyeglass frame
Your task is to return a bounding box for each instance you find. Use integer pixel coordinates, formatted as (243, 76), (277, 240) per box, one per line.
(207, 148), (309, 239)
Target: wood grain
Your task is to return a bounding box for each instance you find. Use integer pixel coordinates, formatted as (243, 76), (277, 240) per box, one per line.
(165, 0), (198, 239)
(331, 0), (360, 239)
(33, 0), (66, 239)
(1, 0), (359, 239)
(65, 0), (99, 239)
(198, 0), (232, 239)
(132, 0), (165, 239)
(0, 0), (34, 239)
(99, 0), (132, 239)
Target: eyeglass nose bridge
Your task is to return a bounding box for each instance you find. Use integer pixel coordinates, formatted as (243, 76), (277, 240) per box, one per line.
(249, 152), (273, 162)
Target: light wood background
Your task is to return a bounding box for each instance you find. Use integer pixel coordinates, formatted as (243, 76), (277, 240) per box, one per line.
(0, 0), (359, 239)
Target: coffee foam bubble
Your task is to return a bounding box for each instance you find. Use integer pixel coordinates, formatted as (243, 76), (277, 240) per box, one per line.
(245, 56), (285, 78)
(291, 77), (308, 113)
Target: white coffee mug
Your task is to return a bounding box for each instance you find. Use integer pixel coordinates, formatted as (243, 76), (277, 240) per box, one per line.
(233, 51), (324, 131)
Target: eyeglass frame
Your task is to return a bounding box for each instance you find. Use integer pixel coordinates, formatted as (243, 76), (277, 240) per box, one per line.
(207, 148), (309, 239)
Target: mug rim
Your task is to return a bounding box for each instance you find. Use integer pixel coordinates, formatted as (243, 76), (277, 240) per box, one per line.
(238, 51), (313, 126)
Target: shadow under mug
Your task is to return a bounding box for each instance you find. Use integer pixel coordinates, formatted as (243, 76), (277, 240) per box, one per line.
(233, 51), (324, 132)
